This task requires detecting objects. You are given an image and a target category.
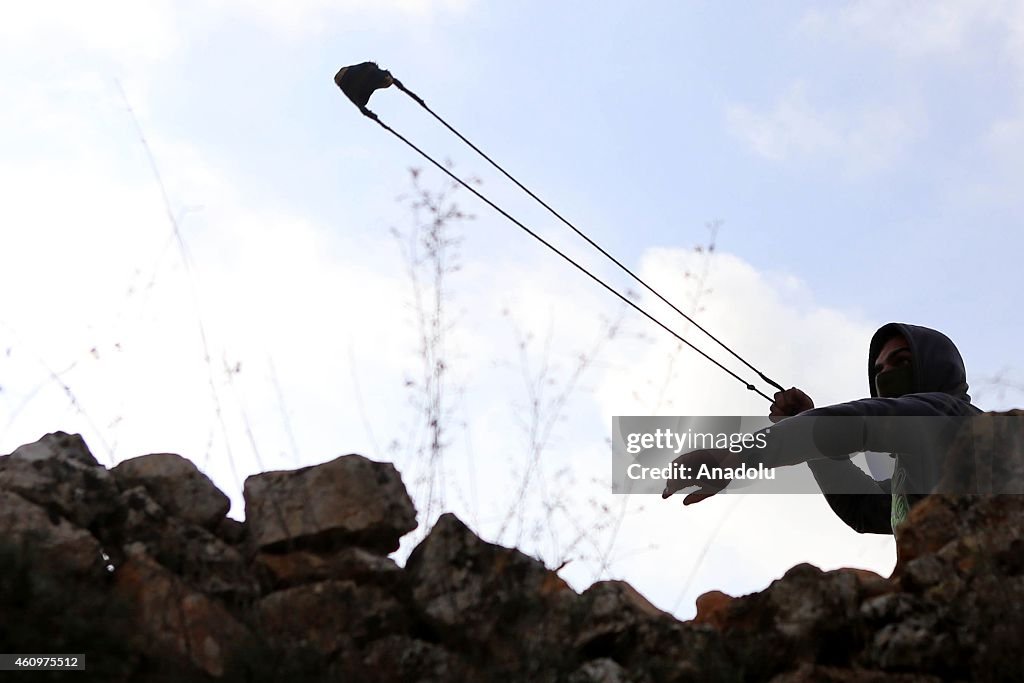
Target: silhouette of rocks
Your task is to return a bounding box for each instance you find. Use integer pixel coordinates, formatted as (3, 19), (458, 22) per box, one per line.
(0, 431), (119, 529)
(113, 452), (230, 529)
(0, 488), (104, 575)
(113, 543), (257, 678)
(243, 454), (417, 554)
(0, 413), (1021, 682)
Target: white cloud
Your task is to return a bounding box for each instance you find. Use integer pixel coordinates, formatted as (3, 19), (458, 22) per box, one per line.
(595, 247), (873, 417)
(209, 0), (473, 38)
(0, 0), (473, 69)
(0, 1), (181, 64)
(799, 1), (1010, 60)
(725, 82), (920, 175)
(726, 83), (839, 162)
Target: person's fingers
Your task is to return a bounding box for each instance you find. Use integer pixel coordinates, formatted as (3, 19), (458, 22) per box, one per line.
(663, 449), (732, 500)
(683, 489), (718, 505)
(769, 387), (814, 421)
(663, 457), (696, 498)
(663, 463), (691, 498)
(663, 467), (695, 498)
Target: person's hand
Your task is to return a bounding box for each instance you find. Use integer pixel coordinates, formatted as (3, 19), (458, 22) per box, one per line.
(661, 448), (738, 505)
(769, 387), (814, 423)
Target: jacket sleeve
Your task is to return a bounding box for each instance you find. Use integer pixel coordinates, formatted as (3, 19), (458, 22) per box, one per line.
(751, 392), (974, 469)
(807, 458), (893, 534)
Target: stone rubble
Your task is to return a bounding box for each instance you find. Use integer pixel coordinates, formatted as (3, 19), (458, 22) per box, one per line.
(0, 413), (1020, 682)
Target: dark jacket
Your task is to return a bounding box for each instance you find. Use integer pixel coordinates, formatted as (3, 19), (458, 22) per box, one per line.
(801, 323), (980, 534)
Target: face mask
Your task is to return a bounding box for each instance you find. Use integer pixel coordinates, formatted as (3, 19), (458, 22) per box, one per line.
(875, 365), (915, 398)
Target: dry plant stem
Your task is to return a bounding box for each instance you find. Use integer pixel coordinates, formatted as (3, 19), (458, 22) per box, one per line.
(0, 325), (114, 464)
(975, 369), (1024, 405)
(392, 168), (469, 528)
(650, 220), (721, 414)
(594, 221), (724, 580)
(117, 82), (245, 491)
(268, 356), (301, 469)
(496, 308), (623, 563)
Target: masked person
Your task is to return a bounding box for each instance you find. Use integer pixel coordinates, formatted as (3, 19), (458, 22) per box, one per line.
(663, 323), (981, 534)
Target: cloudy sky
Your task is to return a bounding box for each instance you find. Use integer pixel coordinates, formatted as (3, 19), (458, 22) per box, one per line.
(3, 1), (1023, 619)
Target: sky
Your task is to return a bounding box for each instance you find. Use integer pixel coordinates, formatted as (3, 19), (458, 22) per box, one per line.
(2, 0), (1024, 620)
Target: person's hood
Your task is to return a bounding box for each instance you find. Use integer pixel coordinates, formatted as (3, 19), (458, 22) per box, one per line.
(868, 323), (971, 401)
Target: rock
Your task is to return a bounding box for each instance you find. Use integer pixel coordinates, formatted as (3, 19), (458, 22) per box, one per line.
(253, 546), (402, 592)
(867, 616), (951, 673)
(934, 410), (1024, 495)
(573, 581), (734, 682)
(0, 489), (104, 575)
(860, 593), (919, 623)
(214, 517), (248, 545)
(255, 579), (411, 657)
(112, 453), (230, 529)
(343, 635), (471, 683)
(567, 658), (632, 683)
(899, 555), (948, 592)
(769, 663), (942, 682)
(405, 515), (737, 681)
(768, 564), (863, 642)
(892, 495), (962, 568)
(696, 564), (894, 679)
(406, 513), (576, 652)
(0, 431), (120, 529)
(113, 544), (256, 678)
(573, 580), (670, 649)
(110, 486), (259, 605)
(243, 454), (416, 553)
(5, 430), (98, 466)
(693, 590), (735, 630)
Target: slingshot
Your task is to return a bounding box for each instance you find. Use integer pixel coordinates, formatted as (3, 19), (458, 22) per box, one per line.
(335, 61), (785, 402)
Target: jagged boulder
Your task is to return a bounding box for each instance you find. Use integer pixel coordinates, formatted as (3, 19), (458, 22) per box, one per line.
(405, 512), (577, 661)
(0, 431), (119, 530)
(572, 580), (737, 682)
(113, 544), (257, 678)
(352, 635), (472, 683)
(573, 580), (671, 649)
(243, 454), (416, 554)
(0, 489), (104, 575)
(110, 485), (259, 605)
(255, 579), (412, 657)
(112, 452), (230, 529)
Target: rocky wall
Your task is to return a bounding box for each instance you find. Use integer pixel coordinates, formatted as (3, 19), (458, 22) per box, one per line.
(0, 412), (1022, 682)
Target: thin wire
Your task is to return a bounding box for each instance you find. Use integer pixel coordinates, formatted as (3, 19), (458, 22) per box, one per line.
(359, 108), (771, 402)
(392, 79), (785, 396)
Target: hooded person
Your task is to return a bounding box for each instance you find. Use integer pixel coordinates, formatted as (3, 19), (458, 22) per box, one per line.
(663, 323), (981, 535)
(805, 323), (981, 533)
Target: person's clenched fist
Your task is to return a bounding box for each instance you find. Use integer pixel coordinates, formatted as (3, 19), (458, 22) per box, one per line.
(769, 387), (814, 423)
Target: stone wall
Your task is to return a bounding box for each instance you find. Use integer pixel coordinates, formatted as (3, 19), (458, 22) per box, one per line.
(0, 413), (1021, 682)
